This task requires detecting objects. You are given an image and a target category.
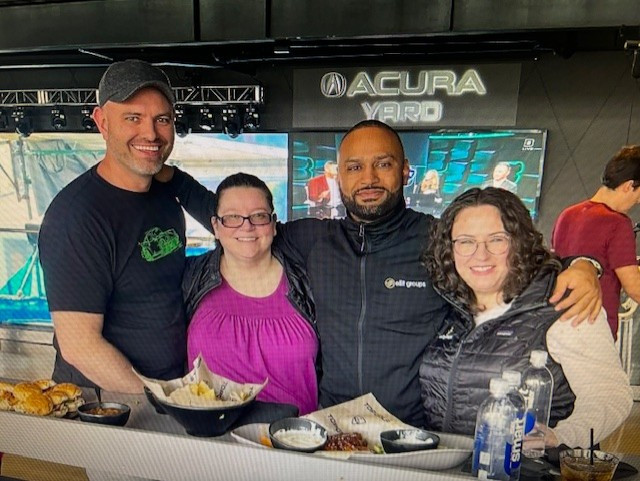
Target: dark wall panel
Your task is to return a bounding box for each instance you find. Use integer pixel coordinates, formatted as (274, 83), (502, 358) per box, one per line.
(454, 0), (640, 31)
(200, 0), (266, 41)
(270, 0), (451, 38)
(0, 0), (194, 49)
(515, 51), (640, 241)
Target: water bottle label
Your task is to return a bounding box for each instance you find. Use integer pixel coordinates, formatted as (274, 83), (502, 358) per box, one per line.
(504, 443), (512, 475)
(524, 411), (536, 434)
(506, 416), (524, 476)
(473, 421), (489, 474)
(480, 451), (491, 465)
(478, 469), (490, 480)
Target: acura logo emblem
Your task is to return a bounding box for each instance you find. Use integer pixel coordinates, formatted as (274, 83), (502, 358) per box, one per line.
(320, 72), (347, 98)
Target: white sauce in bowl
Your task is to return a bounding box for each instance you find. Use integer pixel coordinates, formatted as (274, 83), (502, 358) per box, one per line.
(396, 430), (435, 445)
(273, 427), (325, 448)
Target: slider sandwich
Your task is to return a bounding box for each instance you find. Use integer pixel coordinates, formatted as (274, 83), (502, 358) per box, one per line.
(47, 382), (85, 414)
(14, 392), (53, 416)
(12, 382), (43, 401)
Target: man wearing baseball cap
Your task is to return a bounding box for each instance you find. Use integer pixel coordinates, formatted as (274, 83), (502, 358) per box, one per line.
(39, 60), (203, 393)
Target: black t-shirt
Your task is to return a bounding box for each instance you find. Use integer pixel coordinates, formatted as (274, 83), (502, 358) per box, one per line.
(39, 166), (187, 387)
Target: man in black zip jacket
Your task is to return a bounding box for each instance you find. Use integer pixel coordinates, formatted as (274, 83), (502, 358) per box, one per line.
(167, 120), (602, 427)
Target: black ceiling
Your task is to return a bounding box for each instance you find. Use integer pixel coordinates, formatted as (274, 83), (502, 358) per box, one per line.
(0, 0), (637, 72)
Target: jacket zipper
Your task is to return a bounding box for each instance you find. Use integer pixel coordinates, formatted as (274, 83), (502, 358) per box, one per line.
(357, 223), (367, 394)
(443, 338), (465, 431)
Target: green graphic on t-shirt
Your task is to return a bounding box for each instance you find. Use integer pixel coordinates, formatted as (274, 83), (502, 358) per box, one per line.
(139, 227), (183, 262)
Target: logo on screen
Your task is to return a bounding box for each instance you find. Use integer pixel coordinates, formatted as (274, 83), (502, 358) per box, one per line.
(522, 138), (536, 150)
(321, 72), (347, 98)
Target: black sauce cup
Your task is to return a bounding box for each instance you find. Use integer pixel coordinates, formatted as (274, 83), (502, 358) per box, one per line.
(78, 402), (131, 427)
(380, 428), (440, 454)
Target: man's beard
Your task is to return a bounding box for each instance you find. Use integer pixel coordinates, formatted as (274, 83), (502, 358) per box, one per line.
(340, 186), (403, 222)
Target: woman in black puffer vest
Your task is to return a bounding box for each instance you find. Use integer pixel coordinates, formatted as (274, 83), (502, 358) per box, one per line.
(419, 187), (631, 449)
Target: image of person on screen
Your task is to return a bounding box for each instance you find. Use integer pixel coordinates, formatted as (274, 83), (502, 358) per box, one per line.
(552, 145), (640, 340)
(413, 169), (443, 213)
(306, 161), (344, 218)
(482, 161), (518, 193)
(161, 120), (602, 427)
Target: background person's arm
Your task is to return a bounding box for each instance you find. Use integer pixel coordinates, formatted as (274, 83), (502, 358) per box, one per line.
(616, 264), (640, 303)
(545, 308), (633, 447)
(52, 311), (143, 393)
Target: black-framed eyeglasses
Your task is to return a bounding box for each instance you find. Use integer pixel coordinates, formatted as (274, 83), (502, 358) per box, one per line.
(215, 212), (276, 228)
(452, 234), (511, 257)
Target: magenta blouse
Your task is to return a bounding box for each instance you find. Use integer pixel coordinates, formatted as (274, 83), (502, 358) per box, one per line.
(187, 273), (318, 415)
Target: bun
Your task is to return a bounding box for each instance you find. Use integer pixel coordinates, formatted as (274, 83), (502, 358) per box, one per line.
(14, 393), (53, 416)
(0, 381), (14, 393)
(13, 382), (42, 401)
(45, 390), (69, 406)
(34, 379), (56, 390)
(50, 382), (82, 400)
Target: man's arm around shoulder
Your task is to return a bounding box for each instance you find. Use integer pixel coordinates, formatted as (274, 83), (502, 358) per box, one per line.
(52, 311), (143, 393)
(156, 165), (216, 234)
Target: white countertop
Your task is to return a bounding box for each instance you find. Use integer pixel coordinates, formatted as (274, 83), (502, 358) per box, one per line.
(0, 389), (473, 481)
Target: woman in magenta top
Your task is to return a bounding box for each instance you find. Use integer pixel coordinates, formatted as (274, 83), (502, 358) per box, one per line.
(182, 173), (318, 414)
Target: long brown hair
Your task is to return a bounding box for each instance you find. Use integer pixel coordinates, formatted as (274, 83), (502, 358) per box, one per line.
(422, 187), (560, 314)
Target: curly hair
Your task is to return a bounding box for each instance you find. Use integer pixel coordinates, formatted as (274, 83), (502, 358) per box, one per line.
(422, 187), (560, 314)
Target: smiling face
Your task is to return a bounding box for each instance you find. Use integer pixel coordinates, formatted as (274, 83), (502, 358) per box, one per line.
(337, 126), (409, 222)
(94, 87), (175, 181)
(212, 186), (276, 263)
(451, 204), (511, 310)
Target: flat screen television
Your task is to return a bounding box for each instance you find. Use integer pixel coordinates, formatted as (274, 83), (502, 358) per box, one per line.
(290, 129), (547, 220)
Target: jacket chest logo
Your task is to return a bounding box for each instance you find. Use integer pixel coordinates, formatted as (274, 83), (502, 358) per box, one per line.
(384, 277), (427, 290)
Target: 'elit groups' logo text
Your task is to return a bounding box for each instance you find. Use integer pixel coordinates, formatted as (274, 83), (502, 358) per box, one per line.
(384, 277), (427, 289)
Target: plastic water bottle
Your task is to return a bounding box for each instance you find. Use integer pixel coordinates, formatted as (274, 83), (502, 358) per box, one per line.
(502, 370), (525, 481)
(520, 350), (554, 459)
(472, 378), (517, 481)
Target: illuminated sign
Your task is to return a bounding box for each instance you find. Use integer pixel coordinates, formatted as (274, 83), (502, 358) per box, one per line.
(294, 64), (520, 128)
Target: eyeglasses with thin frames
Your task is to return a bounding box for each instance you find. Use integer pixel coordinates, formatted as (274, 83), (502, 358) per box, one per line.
(452, 234), (510, 257)
(215, 212), (276, 228)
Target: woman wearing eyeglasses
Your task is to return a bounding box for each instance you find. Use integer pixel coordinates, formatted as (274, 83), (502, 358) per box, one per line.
(419, 187), (631, 449)
(182, 172), (318, 415)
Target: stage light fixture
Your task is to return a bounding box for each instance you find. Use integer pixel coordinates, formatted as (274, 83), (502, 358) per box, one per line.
(222, 106), (241, 138)
(81, 107), (96, 131)
(243, 105), (260, 131)
(51, 107), (66, 130)
(175, 106), (189, 138)
(12, 108), (32, 137)
(198, 107), (214, 131)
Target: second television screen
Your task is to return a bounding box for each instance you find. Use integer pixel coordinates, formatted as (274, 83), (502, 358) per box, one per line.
(290, 130), (547, 220)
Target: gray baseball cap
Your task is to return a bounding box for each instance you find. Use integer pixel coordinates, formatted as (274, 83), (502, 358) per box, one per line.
(97, 59), (175, 107)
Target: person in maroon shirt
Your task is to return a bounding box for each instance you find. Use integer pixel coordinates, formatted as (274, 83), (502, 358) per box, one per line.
(552, 145), (640, 339)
